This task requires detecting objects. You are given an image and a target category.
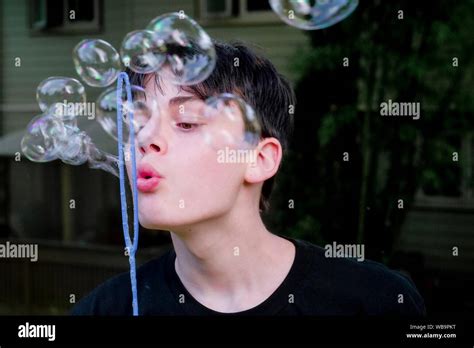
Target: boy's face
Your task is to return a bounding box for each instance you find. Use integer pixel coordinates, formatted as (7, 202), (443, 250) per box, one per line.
(125, 75), (250, 231)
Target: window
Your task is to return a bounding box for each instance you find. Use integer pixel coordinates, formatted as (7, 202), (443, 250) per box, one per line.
(29, 0), (103, 35)
(200, 0), (233, 19)
(245, 0), (273, 12)
(199, 0), (277, 25)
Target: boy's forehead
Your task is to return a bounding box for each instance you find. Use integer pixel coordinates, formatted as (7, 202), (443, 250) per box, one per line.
(143, 73), (193, 103)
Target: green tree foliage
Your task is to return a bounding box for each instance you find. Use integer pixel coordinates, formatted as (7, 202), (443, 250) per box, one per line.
(265, 0), (474, 262)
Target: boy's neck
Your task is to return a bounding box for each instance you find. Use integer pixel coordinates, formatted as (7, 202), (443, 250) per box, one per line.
(169, 206), (295, 313)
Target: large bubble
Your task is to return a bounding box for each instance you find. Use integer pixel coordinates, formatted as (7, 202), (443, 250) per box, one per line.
(36, 77), (86, 118)
(73, 39), (122, 87)
(121, 30), (166, 74)
(146, 12), (216, 85)
(48, 103), (79, 128)
(96, 85), (156, 142)
(173, 93), (262, 152)
(269, 0), (358, 30)
(55, 125), (90, 165)
(21, 113), (67, 162)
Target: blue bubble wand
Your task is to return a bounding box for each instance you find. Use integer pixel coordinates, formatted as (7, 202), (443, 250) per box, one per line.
(116, 72), (140, 316)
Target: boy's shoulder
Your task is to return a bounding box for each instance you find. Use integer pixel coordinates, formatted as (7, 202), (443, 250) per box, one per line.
(292, 238), (426, 315)
(70, 248), (173, 316)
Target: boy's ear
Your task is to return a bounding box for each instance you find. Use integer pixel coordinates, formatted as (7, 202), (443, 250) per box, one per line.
(244, 138), (282, 184)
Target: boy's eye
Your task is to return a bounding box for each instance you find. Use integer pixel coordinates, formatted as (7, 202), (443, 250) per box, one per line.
(176, 122), (198, 130)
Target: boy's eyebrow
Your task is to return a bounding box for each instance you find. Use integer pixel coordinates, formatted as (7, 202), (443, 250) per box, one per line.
(168, 96), (200, 107)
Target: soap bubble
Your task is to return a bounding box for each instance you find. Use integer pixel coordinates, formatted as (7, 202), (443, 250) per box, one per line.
(176, 93), (261, 151)
(73, 39), (122, 87)
(121, 30), (166, 74)
(40, 118), (119, 174)
(55, 126), (90, 165)
(269, 0), (358, 30)
(204, 94), (262, 150)
(96, 85), (156, 142)
(21, 113), (67, 162)
(147, 12), (216, 85)
(22, 112), (118, 170)
(36, 77), (86, 118)
(48, 103), (79, 128)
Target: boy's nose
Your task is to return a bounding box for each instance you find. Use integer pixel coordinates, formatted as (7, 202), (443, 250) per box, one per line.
(138, 142), (161, 155)
(135, 110), (168, 156)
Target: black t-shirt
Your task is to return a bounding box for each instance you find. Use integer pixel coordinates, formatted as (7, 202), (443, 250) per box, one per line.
(71, 237), (426, 316)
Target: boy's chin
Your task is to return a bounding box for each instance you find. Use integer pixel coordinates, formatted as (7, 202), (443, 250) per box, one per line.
(138, 215), (196, 232)
(138, 217), (169, 231)
(138, 205), (232, 231)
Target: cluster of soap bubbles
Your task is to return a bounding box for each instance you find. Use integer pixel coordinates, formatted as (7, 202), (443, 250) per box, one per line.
(269, 0), (358, 30)
(22, 2), (359, 172)
(123, 12), (216, 85)
(24, 76), (89, 164)
(71, 11), (216, 87)
(22, 11), (266, 172)
(20, 12), (222, 174)
(21, 98), (119, 176)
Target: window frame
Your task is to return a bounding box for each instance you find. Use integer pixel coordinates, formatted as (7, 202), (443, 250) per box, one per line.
(29, 0), (103, 36)
(199, 0), (233, 20)
(198, 0), (281, 27)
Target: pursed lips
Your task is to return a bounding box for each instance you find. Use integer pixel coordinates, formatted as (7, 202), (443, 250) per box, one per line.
(136, 163), (163, 193)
